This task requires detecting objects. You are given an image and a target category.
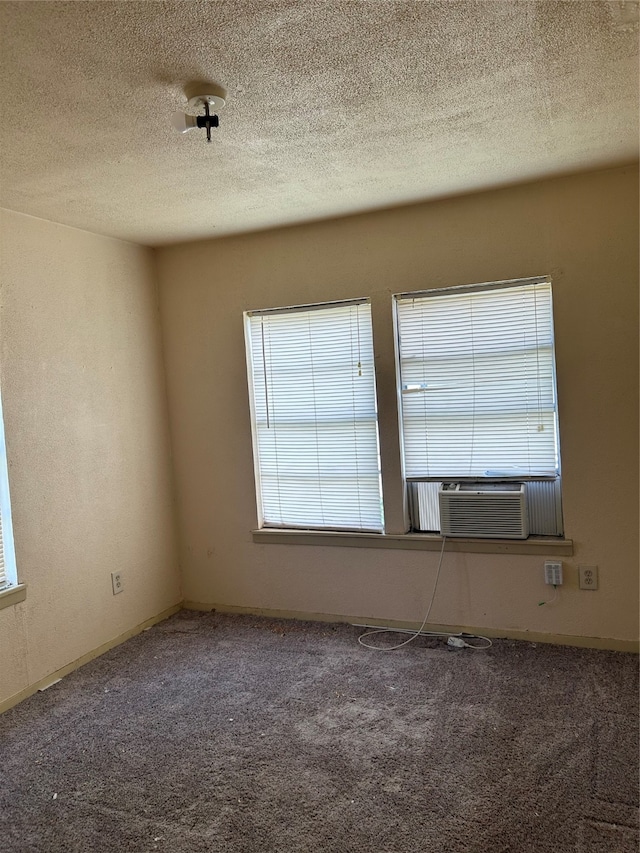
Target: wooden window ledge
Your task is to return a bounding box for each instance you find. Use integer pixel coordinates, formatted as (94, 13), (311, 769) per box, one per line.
(0, 583), (26, 611)
(252, 529), (573, 556)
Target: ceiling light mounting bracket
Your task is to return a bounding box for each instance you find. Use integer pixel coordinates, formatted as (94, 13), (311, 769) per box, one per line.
(172, 84), (227, 144)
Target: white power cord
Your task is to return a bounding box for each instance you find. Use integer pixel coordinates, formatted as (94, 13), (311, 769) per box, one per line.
(357, 535), (492, 652)
(358, 536), (448, 651)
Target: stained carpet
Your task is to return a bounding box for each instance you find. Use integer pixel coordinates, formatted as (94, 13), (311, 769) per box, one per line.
(1, 610), (638, 852)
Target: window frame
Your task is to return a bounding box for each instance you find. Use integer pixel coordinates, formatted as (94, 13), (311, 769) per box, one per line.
(392, 276), (563, 535)
(244, 297), (384, 534)
(245, 277), (569, 549)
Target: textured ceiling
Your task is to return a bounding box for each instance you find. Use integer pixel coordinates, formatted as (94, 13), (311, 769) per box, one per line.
(0, 0), (638, 245)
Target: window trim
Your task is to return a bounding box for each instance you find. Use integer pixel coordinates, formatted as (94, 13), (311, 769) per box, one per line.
(0, 583), (26, 612)
(252, 528), (574, 556)
(394, 274), (550, 301)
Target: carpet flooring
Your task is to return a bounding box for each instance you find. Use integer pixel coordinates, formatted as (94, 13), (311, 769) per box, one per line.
(1, 610), (638, 853)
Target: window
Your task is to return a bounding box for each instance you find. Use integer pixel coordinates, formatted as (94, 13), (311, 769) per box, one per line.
(395, 277), (563, 534)
(244, 299), (383, 532)
(246, 279), (564, 542)
(0, 388), (18, 591)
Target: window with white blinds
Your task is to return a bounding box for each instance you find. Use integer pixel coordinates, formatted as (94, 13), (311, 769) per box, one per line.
(395, 278), (560, 480)
(0, 388), (17, 591)
(245, 299), (384, 532)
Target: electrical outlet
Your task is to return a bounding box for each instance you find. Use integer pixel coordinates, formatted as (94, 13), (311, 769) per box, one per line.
(111, 572), (124, 595)
(579, 565), (599, 590)
(544, 561), (563, 585)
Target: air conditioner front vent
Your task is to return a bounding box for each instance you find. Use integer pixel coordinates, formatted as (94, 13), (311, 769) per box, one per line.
(438, 483), (528, 539)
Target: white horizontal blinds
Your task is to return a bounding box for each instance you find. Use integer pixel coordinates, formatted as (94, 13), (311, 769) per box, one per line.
(397, 280), (559, 478)
(0, 509), (6, 589)
(0, 388), (17, 590)
(246, 300), (383, 532)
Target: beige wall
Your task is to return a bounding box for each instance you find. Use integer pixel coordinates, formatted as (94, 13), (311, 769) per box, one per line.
(1, 167), (634, 712)
(0, 210), (181, 707)
(157, 165), (639, 645)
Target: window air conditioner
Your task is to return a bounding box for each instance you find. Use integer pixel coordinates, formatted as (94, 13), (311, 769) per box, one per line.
(438, 483), (529, 539)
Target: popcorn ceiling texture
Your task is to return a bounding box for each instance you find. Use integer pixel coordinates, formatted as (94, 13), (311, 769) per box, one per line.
(0, 0), (638, 245)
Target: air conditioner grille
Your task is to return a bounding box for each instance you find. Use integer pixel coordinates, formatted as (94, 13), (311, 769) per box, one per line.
(439, 484), (528, 539)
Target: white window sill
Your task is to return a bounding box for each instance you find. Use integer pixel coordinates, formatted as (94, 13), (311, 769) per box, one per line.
(252, 529), (574, 556)
(0, 583), (26, 611)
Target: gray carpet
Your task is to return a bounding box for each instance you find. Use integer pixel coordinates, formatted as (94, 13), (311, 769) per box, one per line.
(1, 611), (638, 853)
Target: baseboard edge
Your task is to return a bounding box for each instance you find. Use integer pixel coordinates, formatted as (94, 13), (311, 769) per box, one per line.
(182, 601), (639, 654)
(0, 603), (182, 715)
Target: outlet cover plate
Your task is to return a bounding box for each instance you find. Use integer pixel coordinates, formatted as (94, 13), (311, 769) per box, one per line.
(111, 572), (124, 595)
(578, 565), (599, 590)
